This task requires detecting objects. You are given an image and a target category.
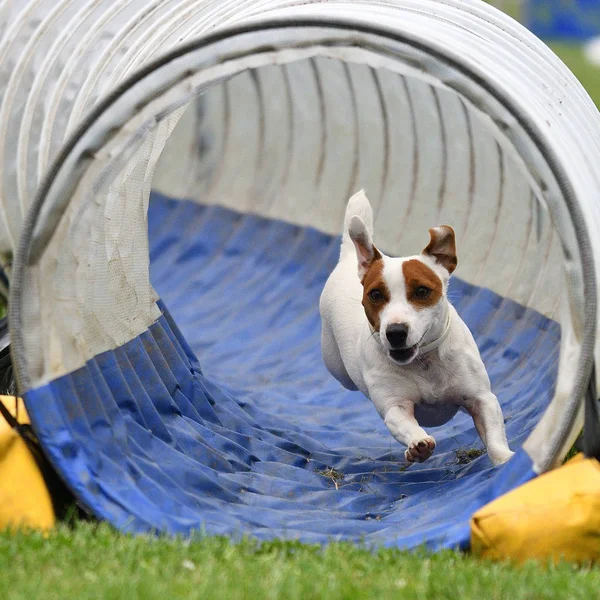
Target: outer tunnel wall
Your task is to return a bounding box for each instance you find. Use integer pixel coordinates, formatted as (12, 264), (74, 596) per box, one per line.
(3, 1), (599, 498)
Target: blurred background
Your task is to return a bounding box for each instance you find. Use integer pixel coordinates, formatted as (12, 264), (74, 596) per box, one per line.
(490, 0), (600, 105)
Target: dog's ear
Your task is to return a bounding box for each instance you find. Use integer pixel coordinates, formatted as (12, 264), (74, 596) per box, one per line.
(422, 225), (457, 274)
(349, 216), (381, 281)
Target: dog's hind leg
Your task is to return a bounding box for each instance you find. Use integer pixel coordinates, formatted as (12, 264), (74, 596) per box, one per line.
(320, 324), (358, 391)
(463, 392), (514, 466)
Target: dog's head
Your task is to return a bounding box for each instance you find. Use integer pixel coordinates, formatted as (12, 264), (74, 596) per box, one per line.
(349, 218), (457, 365)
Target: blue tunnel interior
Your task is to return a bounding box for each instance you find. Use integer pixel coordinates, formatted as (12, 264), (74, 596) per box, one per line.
(24, 190), (561, 549)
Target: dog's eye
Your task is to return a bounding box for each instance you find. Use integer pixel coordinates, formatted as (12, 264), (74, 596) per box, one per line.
(369, 289), (384, 302)
(414, 286), (431, 299)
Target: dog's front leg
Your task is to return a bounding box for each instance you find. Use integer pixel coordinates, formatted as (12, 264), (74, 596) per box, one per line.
(463, 392), (514, 466)
(383, 404), (436, 464)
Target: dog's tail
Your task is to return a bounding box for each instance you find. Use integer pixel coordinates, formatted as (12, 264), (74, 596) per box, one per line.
(341, 189), (374, 258)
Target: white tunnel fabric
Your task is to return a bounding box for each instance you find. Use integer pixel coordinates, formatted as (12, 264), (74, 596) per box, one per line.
(1, 0), (598, 477)
(15, 29), (569, 380)
(156, 61), (566, 317)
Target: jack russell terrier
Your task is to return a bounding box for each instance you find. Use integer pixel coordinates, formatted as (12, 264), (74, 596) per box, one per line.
(319, 190), (514, 466)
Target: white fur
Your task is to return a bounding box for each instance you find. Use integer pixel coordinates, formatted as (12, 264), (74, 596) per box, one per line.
(320, 190), (514, 466)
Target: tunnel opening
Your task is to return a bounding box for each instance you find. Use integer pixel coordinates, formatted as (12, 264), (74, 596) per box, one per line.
(11, 23), (591, 546)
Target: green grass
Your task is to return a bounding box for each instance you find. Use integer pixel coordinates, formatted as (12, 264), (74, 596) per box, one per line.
(564, 442), (581, 463)
(549, 43), (600, 108)
(483, 3), (600, 107)
(1, 523), (599, 600)
(454, 447), (486, 464)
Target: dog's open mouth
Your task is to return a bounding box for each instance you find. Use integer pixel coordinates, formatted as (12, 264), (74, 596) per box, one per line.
(389, 346), (418, 364)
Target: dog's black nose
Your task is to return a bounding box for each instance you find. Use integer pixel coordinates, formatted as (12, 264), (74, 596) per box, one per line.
(386, 323), (409, 348)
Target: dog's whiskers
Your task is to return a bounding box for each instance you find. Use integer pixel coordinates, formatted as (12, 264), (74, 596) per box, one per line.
(366, 329), (379, 345)
(362, 322), (381, 348)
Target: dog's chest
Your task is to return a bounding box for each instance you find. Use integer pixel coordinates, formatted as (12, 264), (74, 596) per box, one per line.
(408, 361), (464, 426)
(407, 358), (453, 401)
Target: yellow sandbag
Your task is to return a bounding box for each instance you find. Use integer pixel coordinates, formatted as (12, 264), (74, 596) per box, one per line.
(471, 453), (600, 564)
(0, 395), (55, 531)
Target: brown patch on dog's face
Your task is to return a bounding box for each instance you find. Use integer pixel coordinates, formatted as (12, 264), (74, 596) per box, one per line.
(402, 259), (443, 310)
(361, 256), (390, 331)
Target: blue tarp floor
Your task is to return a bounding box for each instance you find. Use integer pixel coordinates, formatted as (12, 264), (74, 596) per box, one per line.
(24, 192), (560, 548)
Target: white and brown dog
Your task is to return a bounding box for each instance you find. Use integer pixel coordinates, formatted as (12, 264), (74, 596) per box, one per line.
(319, 190), (513, 466)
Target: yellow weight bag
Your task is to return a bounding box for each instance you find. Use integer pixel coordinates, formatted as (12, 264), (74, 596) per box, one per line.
(0, 395), (55, 531)
(472, 373), (600, 565)
(0, 394), (79, 532)
(471, 453), (600, 564)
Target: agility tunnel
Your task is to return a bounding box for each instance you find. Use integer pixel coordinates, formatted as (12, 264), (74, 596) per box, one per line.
(1, 0), (600, 550)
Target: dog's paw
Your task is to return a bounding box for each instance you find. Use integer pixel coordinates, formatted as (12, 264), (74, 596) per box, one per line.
(405, 436), (436, 463)
(489, 448), (514, 466)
